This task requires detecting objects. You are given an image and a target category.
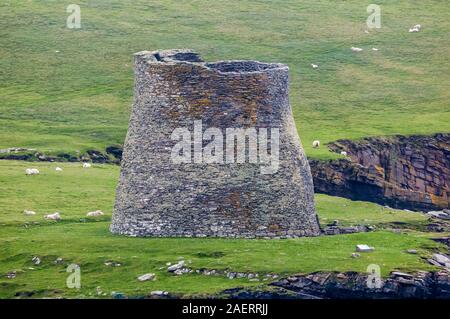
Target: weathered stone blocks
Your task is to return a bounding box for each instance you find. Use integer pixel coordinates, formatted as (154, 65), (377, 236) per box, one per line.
(110, 49), (320, 238)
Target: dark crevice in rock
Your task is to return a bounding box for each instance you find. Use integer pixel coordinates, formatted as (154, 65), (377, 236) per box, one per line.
(310, 133), (450, 211)
(270, 271), (450, 299)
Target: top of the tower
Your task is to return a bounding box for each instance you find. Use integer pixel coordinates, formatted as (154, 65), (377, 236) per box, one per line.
(134, 49), (288, 75)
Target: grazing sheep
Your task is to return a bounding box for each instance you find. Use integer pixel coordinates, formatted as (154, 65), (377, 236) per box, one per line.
(44, 212), (61, 221)
(312, 140), (320, 148)
(82, 162), (91, 168)
(409, 24), (421, 33)
(23, 210), (36, 216)
(86, 210), (104, 217)
(311, 64), (319, 69)
(351, 47), (363, 52)
(340, 151), (348, 156)
(25, 168), (40, 175)
(55, 167), (63, 172)
(372, 48), (379, 51)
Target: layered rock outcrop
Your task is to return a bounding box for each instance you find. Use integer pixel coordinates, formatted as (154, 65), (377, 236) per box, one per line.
(311, 134), (450, 211)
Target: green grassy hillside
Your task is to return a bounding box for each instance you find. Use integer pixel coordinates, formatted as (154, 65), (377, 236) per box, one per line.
(0, 161), (446, 298)
(1, 0), (449, 159)
(1, 1), (450, 299)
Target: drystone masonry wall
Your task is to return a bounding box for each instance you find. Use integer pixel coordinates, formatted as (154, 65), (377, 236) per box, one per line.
(110, 49), (320, 238)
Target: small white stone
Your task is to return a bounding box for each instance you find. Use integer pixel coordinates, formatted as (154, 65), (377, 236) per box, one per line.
(137, 273), (156, 281)
(168, 260), (185, 272)
(32, 256), (41, 265)
(432, 253), (450, 266)
(356, 244), (374, 252)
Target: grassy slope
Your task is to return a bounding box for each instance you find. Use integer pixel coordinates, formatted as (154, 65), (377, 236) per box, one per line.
(1, 0), (449, 159)
(0, 161), (446, 298)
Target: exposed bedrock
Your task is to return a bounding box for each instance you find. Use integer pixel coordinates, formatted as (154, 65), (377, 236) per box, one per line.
(269, 270), (450, 299)
(310, 134), (450, 211)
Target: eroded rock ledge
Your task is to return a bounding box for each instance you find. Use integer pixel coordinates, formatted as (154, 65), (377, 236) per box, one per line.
(310, 134), (450, 211)
(269, 270), (450, 299)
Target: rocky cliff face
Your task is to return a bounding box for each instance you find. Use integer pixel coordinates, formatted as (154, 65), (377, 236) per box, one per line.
(310, 134), (450, 211)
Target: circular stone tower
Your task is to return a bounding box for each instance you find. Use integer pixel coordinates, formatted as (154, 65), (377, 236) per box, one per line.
(110, 49), (320, 238)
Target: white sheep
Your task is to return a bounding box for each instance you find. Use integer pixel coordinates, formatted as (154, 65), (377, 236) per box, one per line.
(86, 210), (104, 217)
(340, 151), (348, 156)
(82, 162), (92, 168)
(372, 48), (379, 51)
(44, 212), (61, 221)
(55, 167), (63, 172)
(23, 210), (36, 216)
(408, 24), (421, 33)
(25, 168), (40, 175)
(311, 64), (319, 69)
(351, 47), (363, 52)
(312, 140), (320, 148)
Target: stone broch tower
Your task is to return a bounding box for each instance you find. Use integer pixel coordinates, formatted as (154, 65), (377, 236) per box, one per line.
(110, 49), (320, 238)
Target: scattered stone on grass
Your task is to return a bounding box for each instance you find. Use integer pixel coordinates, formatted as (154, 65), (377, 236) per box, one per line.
(6, 271), (16, 279)
(427, 210), (450, 220)
(32, 256), (41, 265)
(167, 260), (185, 272)
(137, 273), (156, 281)
(356, 244), (374, 252)
(151, 290), (169, 296)
(431, 253), (450, 268)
